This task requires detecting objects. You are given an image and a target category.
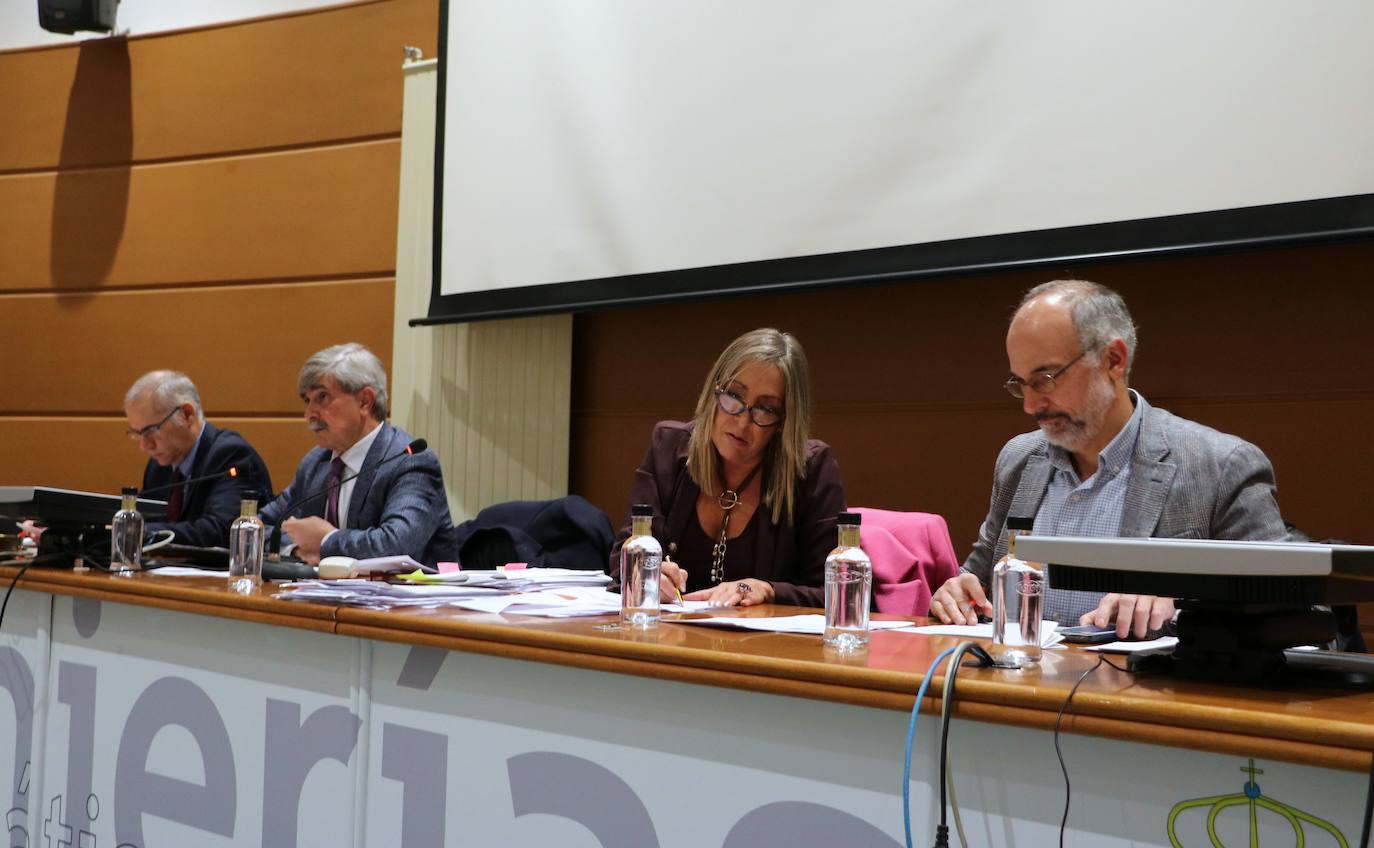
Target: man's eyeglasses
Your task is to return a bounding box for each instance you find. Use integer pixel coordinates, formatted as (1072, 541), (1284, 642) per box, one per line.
(1003, 351), (1088, 399)
(714, 386), (784, 428)
(126, 407), (182, 440)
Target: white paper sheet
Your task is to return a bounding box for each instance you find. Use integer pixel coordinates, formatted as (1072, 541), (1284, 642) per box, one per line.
(900, 621), (1065, 649)
(669, 614), (915, 635)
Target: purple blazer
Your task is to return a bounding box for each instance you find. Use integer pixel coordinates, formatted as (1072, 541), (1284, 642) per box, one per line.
(608, 421), (846, 607)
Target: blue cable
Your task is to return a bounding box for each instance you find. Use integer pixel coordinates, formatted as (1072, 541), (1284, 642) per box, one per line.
(904, 646), (958, 848)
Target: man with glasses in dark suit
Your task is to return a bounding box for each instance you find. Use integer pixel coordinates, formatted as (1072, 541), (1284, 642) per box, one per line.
(929, 280), (1287, 638)
(125, 370), (273, 547)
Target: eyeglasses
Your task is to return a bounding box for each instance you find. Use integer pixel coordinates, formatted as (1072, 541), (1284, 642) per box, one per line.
(126, 407), (182, 440)
(714, 386), (784, 428)
(1003, 351), (1088, 399)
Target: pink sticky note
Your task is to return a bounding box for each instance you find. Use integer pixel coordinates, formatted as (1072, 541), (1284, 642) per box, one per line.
(503, 562), (528, 571)
(437, 562), (461, 573)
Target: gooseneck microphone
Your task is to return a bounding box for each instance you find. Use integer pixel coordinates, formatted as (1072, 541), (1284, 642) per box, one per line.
(267, 438), (427, 558)
(137, 465), (241, 499)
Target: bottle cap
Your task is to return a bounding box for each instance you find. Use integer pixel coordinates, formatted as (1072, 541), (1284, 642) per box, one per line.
(837, 511), (861, 525)
(631, 504), (654, 517)
(1006, 515), (1034, 532)
(121, 486), (138, 497)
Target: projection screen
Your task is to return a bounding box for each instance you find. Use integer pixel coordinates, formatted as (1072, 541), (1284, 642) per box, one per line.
(422, 1), (1374, 324)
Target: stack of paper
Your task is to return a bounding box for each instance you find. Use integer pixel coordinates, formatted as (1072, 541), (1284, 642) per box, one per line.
(900, 621), (1066, 649)
(403, 568), (612, 591)
(277, 578), (706, 619)
(276, 580), (510, 610)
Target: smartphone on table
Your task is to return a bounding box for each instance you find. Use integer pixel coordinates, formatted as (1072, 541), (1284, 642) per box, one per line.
(1058, 625), (1120, 645)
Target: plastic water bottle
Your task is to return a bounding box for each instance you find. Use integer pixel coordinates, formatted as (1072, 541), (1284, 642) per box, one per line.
(110, 487), (144, 574)
(824, 512), (871, 651)
(620, 504), (661, 628)
(228, 497), (265, 592)
(991, 516), (1043, 668)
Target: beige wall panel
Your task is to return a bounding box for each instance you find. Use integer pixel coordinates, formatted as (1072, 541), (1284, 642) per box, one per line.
(390, 60), (572, 522)
(0, 417), (315, 497)
(0, 0), (437, 171)
(1, 278), (394, 415)
(0, 139), (401, 290)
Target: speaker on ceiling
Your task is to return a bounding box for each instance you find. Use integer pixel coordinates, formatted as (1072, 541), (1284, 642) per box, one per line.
(37, 0), (118, 35)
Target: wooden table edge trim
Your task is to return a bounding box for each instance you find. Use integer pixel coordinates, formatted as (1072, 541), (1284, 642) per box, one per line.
(8, 577), (338, 634)
(956, 701), (1374, 773)
(2, 566), (338, 622)
(338, 621), (905, 712)
(333, 608), (922, 690)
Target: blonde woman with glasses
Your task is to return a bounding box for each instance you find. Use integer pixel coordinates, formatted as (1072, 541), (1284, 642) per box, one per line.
(608, 328), (846, 607)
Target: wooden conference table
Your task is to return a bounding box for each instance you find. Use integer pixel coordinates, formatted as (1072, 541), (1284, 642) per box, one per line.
(1, 564), (1369, 846)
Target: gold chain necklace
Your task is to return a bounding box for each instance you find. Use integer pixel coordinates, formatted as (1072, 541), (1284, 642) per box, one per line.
(710, 463), (763, 585)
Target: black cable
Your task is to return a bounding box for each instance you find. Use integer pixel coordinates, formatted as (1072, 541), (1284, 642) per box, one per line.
(935, 641), (987, 848)
(0, 553), (64, 633)
(1055, 654), (1107, 848)
(938, 646), (971, 827)
(1359, 744), (1373, 848)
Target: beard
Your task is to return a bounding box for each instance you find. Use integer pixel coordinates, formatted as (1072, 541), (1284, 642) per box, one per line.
(1036, 373), (1116, 454)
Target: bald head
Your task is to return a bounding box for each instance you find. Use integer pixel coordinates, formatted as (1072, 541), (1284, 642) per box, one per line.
(1013, 279), (1137, 380)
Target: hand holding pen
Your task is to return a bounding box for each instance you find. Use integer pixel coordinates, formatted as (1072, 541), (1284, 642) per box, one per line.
(660, 542), (688, 603)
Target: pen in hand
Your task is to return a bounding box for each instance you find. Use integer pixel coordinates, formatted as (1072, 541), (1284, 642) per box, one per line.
(664, 542), (682, 604)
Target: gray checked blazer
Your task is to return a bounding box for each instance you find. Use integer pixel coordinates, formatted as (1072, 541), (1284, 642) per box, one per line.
(260, 421), (459, 566)
(961, 395), (1287, 589)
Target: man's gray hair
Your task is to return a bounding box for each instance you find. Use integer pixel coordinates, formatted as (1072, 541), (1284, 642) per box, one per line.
(123, 370), (202, 414)
(297, 343), (389, 420)
(1017, 279), (1138, 379)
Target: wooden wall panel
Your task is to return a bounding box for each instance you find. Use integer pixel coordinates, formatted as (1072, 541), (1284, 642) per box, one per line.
(0, 0), (437, 171)
(572, 239), (1374, 557)
(0, 0), (432, 499)
(1, 278), (394, 414)
(0, 418), (317, 498)
(0, 139), (401, 290)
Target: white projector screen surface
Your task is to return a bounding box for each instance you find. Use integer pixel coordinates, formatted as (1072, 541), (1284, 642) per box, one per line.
(427, 1), (1374, 323)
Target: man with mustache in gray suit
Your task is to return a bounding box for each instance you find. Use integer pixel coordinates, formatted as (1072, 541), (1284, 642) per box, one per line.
(929, 279), (1287, 638)
(260, 343), (458, 566)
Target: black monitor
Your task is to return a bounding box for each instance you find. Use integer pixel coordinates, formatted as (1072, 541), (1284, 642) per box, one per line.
(0, 486), (167, 527)
(1016, 536), (1374, 686)
(0, 486), (167, 569)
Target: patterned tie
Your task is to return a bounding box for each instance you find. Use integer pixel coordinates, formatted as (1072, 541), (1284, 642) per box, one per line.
(165, 469), (185, 522)
(324, 456), (345, 527)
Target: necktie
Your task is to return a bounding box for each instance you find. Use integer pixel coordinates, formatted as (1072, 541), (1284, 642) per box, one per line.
(165, 469), (185, 522)
(325, 457), (346, 527)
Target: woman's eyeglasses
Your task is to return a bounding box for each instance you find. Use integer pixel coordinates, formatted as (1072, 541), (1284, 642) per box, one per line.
(714, 386), (783, 428)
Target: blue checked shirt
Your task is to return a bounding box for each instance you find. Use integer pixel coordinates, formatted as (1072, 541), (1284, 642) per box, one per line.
(1034, 390), (1145, 624)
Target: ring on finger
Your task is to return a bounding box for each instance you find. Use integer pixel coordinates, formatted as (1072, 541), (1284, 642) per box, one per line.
(737, 582), (751, 595)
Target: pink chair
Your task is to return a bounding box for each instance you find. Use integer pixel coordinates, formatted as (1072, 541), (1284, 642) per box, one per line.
(852, 507), (961, 617)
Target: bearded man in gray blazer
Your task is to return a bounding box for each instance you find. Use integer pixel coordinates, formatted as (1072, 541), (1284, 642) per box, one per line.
(260, 343), (459, 566)
(930, 279), (1287, 638)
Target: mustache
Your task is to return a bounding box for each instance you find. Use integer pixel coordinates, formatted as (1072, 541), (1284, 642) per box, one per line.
(307, 421), (327, 432)
(1034, 412), (1071, 423)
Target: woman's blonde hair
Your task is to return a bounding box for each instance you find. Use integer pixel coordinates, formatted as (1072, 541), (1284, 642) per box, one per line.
(686, 328), (812, 524)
